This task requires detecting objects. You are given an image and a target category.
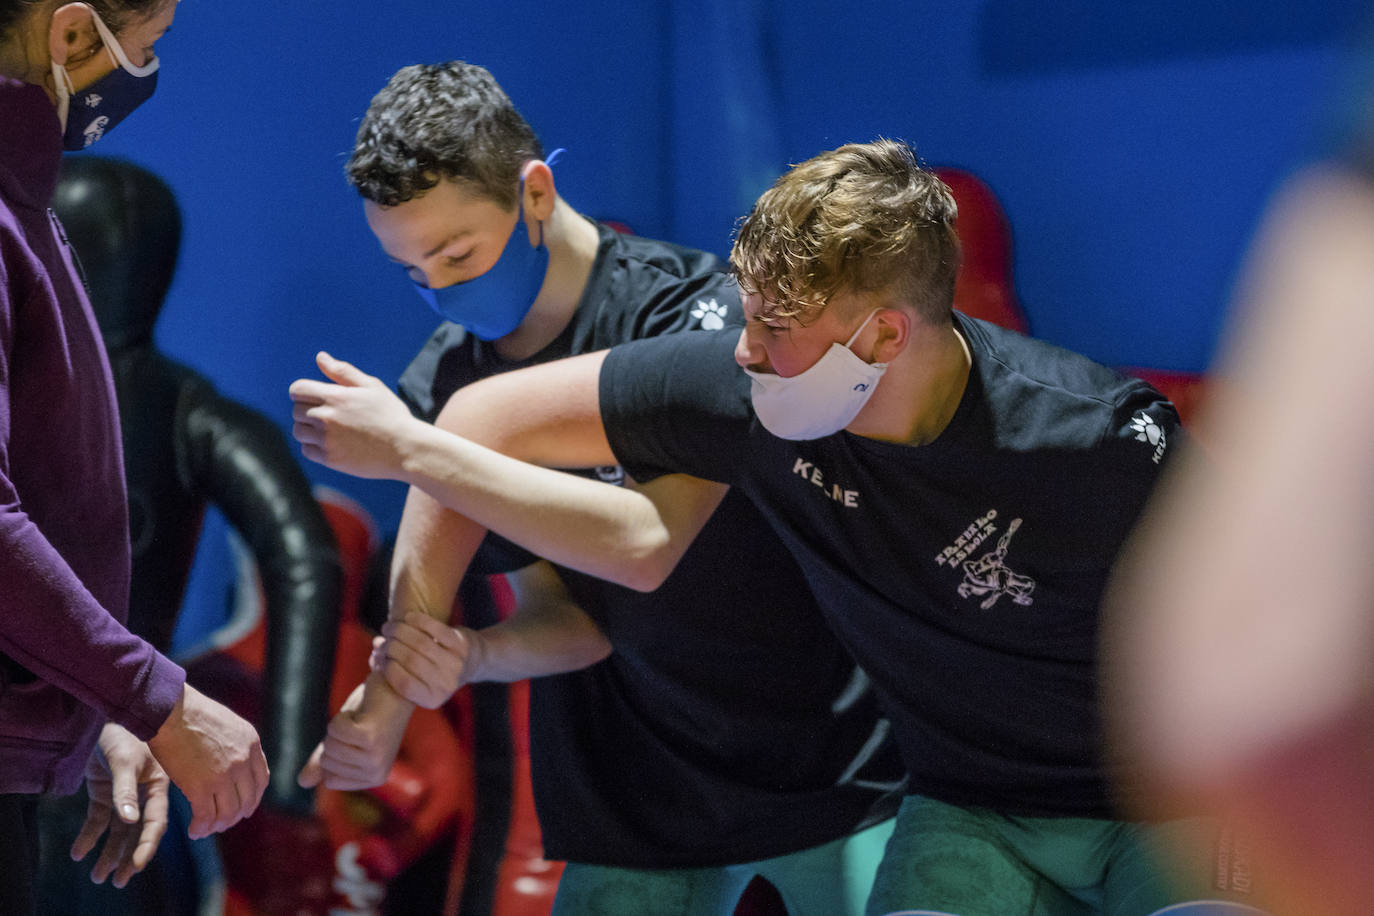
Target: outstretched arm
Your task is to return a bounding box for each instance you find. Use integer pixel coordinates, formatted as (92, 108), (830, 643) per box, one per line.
(290, 349), (723, 789)
(290, 350), (726, 592)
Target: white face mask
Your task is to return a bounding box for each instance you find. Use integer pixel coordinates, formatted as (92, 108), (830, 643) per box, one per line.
(743, 310), (888, 441)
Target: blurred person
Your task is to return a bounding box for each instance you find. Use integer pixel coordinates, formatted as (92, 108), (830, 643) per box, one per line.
(1105, 154), (1374, 913)
(0, 2), (268, 912)
(293, 62), (902, 916)
(291, 139), (1242, 915)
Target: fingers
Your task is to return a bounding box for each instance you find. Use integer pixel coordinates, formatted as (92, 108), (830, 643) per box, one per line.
(201, 773), (252, 838)
(90, 823), (133, 886)
(184, 789), (219, 841)
(378, 657), (437, 708)
(320, 719), (390, 785)
(299, 443), (327, 465)
(377, 614), (467, 707)
(198, 746), (266, 837)
(291, 403), (323, 436)
(316, 351), (376, 387)
(396, 610), (465, 647)
(107, 753), (141, 826)
(69, 794), (110, 863)
(379, 640), (454, 707)
(290, 398), (327, 458)
(72, 793), (159, 887)
(287, 378), (336, 405)
(313, 715), (391, 789)
(382, 613), (468, 662)
(120, 779), (170, 886)
(94, 813), (139, 885)
(250, 745), (270, 809)
(297, 742), (325, 789)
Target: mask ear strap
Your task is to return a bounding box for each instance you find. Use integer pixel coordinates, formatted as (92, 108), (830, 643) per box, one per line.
(89, 7), (159, 76)
(844, 309), (882, 348)
(517, 148), (566, 248)
(50, 59), (73, 129)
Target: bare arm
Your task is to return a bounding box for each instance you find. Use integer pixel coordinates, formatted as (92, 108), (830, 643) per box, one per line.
(290, 349), (724, 788)
(480, 562), (613, 679)
(291, 349), (727, 592)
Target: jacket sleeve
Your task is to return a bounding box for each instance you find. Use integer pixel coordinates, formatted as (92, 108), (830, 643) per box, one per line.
(0, 272), (184, 741)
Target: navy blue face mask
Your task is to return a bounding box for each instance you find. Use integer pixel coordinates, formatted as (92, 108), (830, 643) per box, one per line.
(410, 150), (565, 341)
(51, 7), (160, 151)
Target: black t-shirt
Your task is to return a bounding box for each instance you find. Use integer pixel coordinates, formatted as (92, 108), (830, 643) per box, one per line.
(399, 221), (902, 866)
(600, 312), (1181, 818)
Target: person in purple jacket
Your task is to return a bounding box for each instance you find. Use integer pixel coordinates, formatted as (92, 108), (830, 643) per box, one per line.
(0, 2), (269, 911)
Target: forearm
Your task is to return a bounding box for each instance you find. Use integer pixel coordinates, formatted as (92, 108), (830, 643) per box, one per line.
(393, 422), (683, 591)
(389, 483), (487, 624)
(465, 619), (609, 683)
(404, 348), (689, 589)
(461, 563), (612, 684)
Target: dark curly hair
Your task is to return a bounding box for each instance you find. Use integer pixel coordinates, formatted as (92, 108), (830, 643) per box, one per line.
(2, 0), (170, 43)
(346, 61), (543, 210)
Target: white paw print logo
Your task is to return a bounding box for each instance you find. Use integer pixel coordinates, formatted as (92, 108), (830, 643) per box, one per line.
(1129, 410), (1167, 464)
(690, 298), (729, 330)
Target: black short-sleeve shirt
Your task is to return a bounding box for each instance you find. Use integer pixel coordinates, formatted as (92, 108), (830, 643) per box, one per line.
(600, 312), (1181, 817)
(399, 221), (902, 866)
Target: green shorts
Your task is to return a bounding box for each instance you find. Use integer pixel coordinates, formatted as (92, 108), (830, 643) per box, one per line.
(550, 817), (895, 916)
(866, 794), (1266, 916)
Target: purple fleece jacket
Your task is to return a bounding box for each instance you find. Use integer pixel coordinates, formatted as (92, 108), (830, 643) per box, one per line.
(0, 78), (185, 795)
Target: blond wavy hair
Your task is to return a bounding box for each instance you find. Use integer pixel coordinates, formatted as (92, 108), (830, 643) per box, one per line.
(731, 139), (961, 325)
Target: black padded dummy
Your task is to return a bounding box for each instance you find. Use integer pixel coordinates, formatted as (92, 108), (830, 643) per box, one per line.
(50, 156), (342, 815)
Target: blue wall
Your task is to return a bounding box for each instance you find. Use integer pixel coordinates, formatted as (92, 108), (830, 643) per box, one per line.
(84, 0), (1363, 616)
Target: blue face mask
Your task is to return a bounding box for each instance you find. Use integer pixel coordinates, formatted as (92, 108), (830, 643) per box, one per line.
(410, 150), (565, 341)
(51, 7), (160, 151)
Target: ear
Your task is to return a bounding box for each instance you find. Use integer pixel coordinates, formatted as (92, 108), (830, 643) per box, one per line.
(48, 2), (97, 67)
(519, 159), (558, 242)
(870, 308), (911, 363)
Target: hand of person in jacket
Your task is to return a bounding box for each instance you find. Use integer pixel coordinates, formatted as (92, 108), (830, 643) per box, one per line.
(146, 684), (269, 839)
(73, 722), (171, 887)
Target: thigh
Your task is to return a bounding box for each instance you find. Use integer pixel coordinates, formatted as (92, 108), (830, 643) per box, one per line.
(552, 861), (755, 916)
(753, 818), (895, 916)
(865, 796), (1085, 916)
(0, 793), (40, 916)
